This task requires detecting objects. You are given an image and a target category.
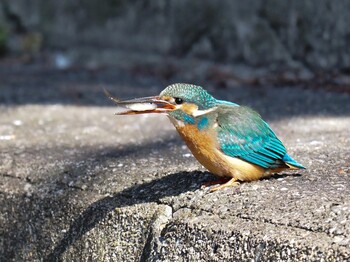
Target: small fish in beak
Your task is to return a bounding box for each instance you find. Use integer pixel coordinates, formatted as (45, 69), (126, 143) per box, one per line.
(104, 89), (176, 115)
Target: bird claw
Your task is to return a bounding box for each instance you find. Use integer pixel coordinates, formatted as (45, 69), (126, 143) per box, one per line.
(201, 177), (240, 192)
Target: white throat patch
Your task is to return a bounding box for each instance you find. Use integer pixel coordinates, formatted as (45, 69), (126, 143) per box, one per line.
(192, 107), (217, 117)
(168, 115), (185, 127)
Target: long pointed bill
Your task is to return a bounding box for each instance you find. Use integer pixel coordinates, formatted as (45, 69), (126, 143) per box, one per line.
(110, 96), (176, 115)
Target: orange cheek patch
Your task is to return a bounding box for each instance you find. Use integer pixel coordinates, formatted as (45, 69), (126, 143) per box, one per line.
(181, 103), (198, 115)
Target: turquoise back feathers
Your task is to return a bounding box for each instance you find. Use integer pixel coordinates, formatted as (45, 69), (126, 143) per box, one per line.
(215, 106), (288, 169)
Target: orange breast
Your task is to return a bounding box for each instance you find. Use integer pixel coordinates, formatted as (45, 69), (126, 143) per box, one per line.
(175, 124), (267, 181)
(176, 124), (227, 176)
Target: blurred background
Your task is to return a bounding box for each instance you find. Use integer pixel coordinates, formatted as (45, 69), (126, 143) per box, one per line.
(0, 0), (349, 104)
(1, 3), (350, 261)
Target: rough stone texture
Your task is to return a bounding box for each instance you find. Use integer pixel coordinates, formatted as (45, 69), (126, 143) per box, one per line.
(1, 1), (350, 69)
(0, 63), (350, 261)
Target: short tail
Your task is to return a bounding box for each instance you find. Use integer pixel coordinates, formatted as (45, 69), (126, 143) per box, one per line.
(283, 154), (306, 169)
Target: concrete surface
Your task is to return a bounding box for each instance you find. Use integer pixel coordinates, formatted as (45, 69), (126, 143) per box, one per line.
(0, 63), (350, 261)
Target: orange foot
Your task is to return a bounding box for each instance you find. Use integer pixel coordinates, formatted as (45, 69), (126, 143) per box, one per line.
(202, 177), (240, 192)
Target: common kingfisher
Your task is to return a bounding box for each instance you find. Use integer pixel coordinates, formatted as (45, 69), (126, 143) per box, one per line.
(108, 83), (305, 191)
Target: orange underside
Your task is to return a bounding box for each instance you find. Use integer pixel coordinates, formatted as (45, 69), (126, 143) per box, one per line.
(175, 124), (289, 182)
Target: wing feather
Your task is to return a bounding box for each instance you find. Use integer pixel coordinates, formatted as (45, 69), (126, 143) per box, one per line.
(215, 106), (287, 169)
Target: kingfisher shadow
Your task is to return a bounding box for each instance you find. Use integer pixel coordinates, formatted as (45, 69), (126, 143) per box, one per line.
(45, 170), (214, 261)
(265, 173), (302, 180)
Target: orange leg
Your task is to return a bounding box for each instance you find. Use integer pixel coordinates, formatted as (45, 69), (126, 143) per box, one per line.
(208, 177), (240, 192)
(201, 177), (240, 192)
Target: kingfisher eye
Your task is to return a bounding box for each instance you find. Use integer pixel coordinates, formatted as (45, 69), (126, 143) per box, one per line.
(174, 97), (183, 105)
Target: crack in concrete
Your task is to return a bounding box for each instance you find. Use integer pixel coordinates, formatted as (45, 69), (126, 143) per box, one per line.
(170, 202), (330, 237)
(140, 204), (173, 262)
(0, 173), (23, 180)
(0, 172), (33, 186)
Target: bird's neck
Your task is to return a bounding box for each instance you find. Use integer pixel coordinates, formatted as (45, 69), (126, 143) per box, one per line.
(168, 110), (212, 132)
(168, 110), (195, 127)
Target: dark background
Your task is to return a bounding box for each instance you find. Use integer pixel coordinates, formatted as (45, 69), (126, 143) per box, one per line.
(0, 0), (350, 99)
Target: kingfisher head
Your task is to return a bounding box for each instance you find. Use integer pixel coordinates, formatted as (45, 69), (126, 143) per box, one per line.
(111, 83), (218, 124)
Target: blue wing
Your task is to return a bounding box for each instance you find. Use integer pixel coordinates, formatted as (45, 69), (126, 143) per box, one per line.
(215, 106), (288, 169)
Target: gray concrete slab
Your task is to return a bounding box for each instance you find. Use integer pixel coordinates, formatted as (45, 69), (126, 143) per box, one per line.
(0, 64), (349, 261)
